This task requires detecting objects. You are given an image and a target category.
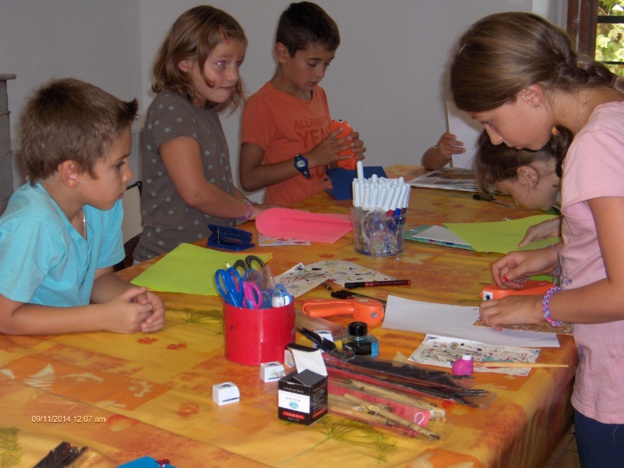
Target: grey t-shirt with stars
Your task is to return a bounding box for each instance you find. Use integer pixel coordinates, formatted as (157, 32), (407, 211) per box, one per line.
(133, 92), (235, 262)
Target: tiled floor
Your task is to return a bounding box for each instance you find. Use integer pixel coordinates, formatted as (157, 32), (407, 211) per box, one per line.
(546, 425), (581, 468)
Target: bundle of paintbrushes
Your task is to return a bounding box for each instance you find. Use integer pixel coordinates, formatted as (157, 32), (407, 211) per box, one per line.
(324, 354), (493, 439)
(328, 378), (448, 440)
(324, 354), (492, 408)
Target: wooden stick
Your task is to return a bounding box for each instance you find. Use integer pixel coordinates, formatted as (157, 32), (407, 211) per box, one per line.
(328, 402), (425, 438)
(343, 393), (440, 440)
(337, 378), (446, 418)
(328, 394), (392, 411)
(473, 362), (568, 368)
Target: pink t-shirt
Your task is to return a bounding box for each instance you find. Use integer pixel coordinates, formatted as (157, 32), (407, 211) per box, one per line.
(560, 101), (624, 424)
(241, 82), (332, 206)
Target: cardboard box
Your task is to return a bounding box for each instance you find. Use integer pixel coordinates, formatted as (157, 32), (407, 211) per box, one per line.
(278, 369), (327, 425)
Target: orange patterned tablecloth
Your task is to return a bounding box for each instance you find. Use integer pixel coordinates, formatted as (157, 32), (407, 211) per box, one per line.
(0, 165), (577, 467)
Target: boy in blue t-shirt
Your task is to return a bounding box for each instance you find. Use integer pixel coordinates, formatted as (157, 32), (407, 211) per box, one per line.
(0, 78), (165, 335)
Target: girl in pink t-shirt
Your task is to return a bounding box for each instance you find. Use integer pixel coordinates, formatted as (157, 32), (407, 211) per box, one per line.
(451, 12), (624, 466)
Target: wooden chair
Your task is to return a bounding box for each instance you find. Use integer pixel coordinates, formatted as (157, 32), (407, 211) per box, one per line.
(115, 181), (142, 270)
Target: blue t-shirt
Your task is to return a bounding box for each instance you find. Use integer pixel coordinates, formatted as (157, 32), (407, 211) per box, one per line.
(0, 183), (124, 306)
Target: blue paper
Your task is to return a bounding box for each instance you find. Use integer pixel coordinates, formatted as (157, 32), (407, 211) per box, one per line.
(326, 166), (387, 200)
(118, 456), (176, 467)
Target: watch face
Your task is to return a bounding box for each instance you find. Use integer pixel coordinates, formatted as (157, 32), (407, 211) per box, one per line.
(295, 156), (307, 169)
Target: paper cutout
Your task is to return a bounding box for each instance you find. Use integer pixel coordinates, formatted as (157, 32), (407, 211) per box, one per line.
(382, 295), (560, 348)
(255, 208), (352, 243)
(275, 261), (395, 298)
(258, 234), (310, 247)
(405, 225), (473, 250)
(444, 214), (561, 254)
(131, 243), (272, 296)
(409, 334), (540, 376)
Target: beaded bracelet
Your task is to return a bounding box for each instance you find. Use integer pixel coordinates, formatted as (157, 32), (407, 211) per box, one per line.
(542, 286), (563, 327)
(236, 199), (254, 222)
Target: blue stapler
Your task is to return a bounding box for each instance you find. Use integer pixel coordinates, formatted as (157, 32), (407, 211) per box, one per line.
(207, 224), (254, 251)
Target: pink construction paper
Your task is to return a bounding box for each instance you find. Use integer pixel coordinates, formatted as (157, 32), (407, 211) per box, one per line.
(255, 208), (352, 243)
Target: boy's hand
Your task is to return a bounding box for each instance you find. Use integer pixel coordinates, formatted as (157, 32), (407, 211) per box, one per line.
(133, 289), (166, 333)
(104, 287), (161, 334)
(307, 128), (366, 167)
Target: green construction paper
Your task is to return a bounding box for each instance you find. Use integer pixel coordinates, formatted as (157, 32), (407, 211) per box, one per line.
(444, 215), (561, 254)
(131, 243), (272, 296)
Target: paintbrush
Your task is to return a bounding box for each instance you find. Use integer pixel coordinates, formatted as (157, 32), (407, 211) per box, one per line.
(473, 361), (568, 368)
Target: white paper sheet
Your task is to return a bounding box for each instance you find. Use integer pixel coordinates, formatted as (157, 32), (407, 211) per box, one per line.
(382, 295), (560, 348)
(446, 100), (482, 170)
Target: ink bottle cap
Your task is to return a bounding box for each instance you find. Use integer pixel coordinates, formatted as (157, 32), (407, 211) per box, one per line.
(452, 354), (474, 376)
(348, 321), (368, 338)
(343, 321), (378, 357)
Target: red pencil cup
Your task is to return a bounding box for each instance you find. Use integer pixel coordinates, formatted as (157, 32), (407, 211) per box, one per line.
(223, 302), (296, 366)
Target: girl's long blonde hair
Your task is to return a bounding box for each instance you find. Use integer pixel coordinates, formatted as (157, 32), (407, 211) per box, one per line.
(152, 5), (247, 112)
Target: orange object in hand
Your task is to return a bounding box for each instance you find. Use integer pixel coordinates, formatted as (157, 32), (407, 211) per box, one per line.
(330, 119), (357, 170)
(481, 280), (553, 301)
(301, 298), (384, 325)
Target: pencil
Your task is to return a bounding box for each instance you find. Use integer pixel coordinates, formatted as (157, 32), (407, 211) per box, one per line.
(473, 361), (568, 368)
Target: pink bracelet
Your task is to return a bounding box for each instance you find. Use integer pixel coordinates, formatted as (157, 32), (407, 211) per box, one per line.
(542, 286), (563, 327)
(236, 199), (254, 221)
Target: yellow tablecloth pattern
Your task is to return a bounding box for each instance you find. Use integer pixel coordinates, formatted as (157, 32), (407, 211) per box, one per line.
(0, 165), (577, 467)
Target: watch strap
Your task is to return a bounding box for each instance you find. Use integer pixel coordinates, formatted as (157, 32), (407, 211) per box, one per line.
(294, 154), (311, 179)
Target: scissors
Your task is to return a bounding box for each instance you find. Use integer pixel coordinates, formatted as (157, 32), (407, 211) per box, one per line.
(215, 268), (245, 307)
(232, 255), (266, 274)
(271, 283), (293, 308)
(233, 255), (273, 289)
(215, 267), (271, 309)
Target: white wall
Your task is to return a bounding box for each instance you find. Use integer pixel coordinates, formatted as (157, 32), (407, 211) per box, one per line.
(1, 0), (565, 196)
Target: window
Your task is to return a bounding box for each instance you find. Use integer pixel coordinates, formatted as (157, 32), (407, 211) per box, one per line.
(568, 0), (624, 76)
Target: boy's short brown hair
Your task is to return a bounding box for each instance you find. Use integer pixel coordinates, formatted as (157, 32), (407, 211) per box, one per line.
(276, 2), (340, 56)
(20, 78), (138, 182)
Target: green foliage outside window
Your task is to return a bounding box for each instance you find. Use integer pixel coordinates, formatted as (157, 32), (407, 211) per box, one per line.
(596, 0), (624, 76)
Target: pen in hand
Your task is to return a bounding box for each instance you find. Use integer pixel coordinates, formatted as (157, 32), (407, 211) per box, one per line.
(473, 193), (513, 208)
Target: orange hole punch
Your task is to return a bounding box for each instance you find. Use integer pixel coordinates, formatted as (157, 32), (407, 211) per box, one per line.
(301, 298), (384, 325)
(330, 119), (357, 170)
(481, 280), (553, 301)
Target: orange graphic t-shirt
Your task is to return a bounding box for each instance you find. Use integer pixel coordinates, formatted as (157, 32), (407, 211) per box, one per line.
(241, 82), (331, 206)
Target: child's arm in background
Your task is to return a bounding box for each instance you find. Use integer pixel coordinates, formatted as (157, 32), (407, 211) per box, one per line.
(0, 270), (163, 335)
(239, 128), (365, 193)
(161, 136), (269, 220)
(422, 133), (465, 170)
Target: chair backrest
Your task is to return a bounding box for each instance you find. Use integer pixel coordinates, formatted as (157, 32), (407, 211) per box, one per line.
(121, 181), (143, 244)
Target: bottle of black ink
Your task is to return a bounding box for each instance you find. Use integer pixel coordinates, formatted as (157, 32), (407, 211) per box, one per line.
(342, 321), (379, 357)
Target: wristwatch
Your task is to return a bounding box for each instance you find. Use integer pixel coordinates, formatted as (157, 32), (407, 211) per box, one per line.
(294, 154), (311, 179)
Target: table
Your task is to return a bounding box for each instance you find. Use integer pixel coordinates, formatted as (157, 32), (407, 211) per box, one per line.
(0, 165), (577, 467)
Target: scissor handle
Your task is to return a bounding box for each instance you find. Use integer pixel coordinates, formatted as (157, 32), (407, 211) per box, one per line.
(244, 255), (266, 271)
(215, 268), (243, 307)
(242, 281), (264, 309)
(243, 268), (262, 285)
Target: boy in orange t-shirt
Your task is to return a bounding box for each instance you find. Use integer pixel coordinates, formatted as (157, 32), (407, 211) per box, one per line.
(239, 1), (366, 207)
